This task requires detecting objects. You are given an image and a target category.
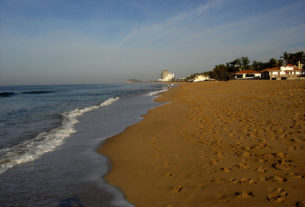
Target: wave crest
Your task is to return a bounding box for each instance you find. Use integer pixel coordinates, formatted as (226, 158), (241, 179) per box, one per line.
(22, 91), (56, 94)
(0, 92), (16, 97)
(147, 88), (168, 96)
(0, 97), (120, 174)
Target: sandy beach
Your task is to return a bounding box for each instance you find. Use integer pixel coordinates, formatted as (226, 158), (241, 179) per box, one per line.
(99, 80), (305, 207)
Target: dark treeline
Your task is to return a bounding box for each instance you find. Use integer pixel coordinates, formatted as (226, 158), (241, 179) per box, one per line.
(186, 51), (305, 81)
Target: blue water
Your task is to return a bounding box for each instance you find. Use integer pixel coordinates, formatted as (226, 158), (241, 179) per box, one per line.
(0, 84), (166, 207)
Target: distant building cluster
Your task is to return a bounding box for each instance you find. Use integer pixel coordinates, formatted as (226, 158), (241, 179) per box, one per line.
(193, 74), (212, 82)
(158, 69), (175, 82)
(157, 62), (304, 83)
(235, 63), (305, 80)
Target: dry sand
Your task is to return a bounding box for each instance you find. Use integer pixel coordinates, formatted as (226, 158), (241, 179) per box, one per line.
(99, 80), (305, 207)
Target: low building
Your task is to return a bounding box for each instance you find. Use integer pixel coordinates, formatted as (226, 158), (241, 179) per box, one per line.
(158, 69), (175, 81)
(262, 65), (305, 80)
(235, 70), (261, 79)
(193, 74), (211, 82)
(261, 67), (280, 79)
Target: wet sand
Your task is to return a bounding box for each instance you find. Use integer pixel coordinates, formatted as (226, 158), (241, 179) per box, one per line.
(99, 80), (305, 207)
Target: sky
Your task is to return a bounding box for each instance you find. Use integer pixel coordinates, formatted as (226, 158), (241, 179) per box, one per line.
(0, 0), (305, 85)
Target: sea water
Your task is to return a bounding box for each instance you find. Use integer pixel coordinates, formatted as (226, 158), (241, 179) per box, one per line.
(0, 84), (165, 207)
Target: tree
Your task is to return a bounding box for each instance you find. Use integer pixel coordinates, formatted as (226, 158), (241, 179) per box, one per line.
(277, 59), (284, 67)
(226, 61), (239, 74)
(230, 58), (242, 71)
(185, 72), (199, 81)
(210, 64), (230, 81)
(281, 51), (305, 65)
(293, 51), (305, 65)
(251, 60), (263, 71)
(241, 57), (250, 70)
(281, 52), (291, 64)
(268, 58), (277, 68)
(188, 51), (305, 82)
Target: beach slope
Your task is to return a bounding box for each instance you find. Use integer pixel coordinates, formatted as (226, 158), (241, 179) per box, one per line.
(100, 80), (305, 207)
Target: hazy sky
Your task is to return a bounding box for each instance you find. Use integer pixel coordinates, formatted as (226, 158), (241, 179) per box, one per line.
(1, 0), (305, 85)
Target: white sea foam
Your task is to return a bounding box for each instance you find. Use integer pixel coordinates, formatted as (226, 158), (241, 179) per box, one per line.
(0, 97), (120, 174)
(147, 88), (168, 96)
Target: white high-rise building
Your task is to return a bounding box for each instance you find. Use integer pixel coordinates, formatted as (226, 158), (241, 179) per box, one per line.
(158, 69), (175, 81)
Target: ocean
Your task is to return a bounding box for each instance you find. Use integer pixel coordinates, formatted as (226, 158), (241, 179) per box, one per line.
(0, 84), (166, 207)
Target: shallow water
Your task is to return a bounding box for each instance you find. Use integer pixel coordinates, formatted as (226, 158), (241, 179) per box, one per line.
(0, 85), (164, 207)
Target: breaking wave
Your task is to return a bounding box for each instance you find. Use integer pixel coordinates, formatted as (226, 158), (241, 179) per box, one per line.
(147, 88), (168, 96)
(0, 97), (120, 174)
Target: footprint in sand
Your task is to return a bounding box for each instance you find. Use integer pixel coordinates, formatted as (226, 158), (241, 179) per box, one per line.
(289, 172), (304, 179)
(220, 167), (231, 173)
(266, 188), (288, 203)
(271, 159), (294, 170)
(235, 151), (251, 159)
(173, 184), (183, 192)
(231, 178), (255, 184)
(266, 175), (288, 183)
(235, 162), (248, 169)
(242, 151), (252, 158)
(209, 159), (219, 166)
(234, 191), (254, 198)
(165, 172), (175, 178)
(210, 178), (226, 184)
(216, 152), (225, 159)
(295, 201), (305, 207)
(256, 167), (267, 173)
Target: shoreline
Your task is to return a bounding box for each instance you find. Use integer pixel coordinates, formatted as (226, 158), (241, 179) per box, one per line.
(99, 80), (305, 207)
(0, 84), (166, 207)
